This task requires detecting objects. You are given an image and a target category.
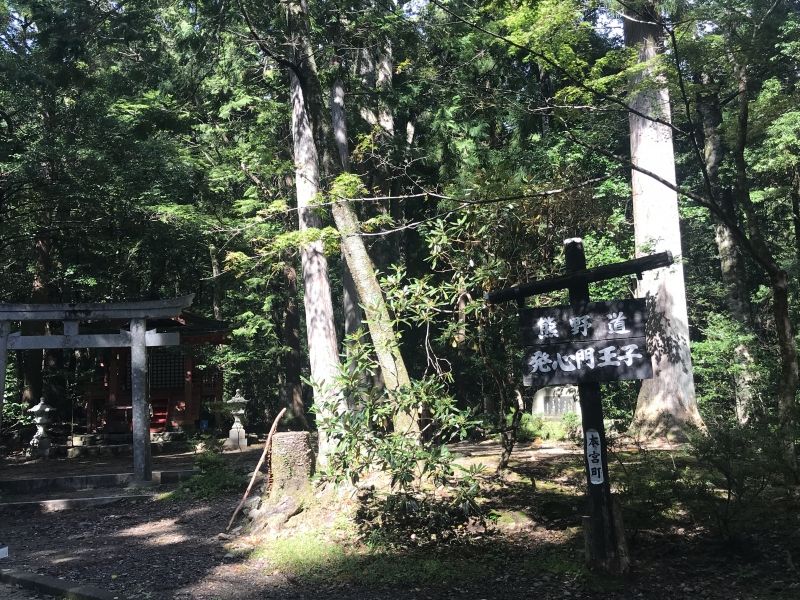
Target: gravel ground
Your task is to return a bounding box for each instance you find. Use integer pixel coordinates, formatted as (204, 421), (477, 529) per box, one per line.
(0, 581), (53, 599)
(1, 442), (798, 600)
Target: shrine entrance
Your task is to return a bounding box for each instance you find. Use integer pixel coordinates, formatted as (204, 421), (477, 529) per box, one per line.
(0, 295), (194, 481)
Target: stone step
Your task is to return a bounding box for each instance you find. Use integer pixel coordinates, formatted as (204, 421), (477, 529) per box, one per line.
(0, 493), (156, 513)
(69, 431), (186, 447)
(0, 469), (196, 495)
(65, 440), (188, 459)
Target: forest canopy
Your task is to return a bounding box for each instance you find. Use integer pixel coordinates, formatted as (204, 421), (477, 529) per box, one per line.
(1, 0), (799, 474)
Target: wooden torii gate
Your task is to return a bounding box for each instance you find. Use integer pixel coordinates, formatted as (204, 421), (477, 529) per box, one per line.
(0, 295), (194, 481)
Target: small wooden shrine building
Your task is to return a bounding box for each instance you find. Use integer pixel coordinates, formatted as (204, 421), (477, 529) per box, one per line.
(0, 295), (228, 480)
(80, 311), (228, 435)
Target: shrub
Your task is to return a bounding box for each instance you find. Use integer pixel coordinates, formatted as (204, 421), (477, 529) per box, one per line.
(510, 412), (543, 442)
(683, 417), (784, 540)
(316, 333), (485, 541)
(176, 449), (247, 499)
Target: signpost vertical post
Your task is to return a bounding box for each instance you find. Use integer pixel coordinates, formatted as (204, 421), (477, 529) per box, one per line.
(0, 321), (9, 435)
(564, 238), (628, 573)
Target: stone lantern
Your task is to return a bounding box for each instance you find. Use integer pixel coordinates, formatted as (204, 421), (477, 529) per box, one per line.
(223, 389), (248, 451)
(28, 397), (56, 458)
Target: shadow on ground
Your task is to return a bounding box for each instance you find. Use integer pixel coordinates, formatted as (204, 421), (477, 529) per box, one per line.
(1, 443), (798, 599)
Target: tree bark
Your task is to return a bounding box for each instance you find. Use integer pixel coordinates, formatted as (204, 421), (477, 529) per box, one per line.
(791, 168), (800, 266)
(356, 38), (399, 270)
(624, 5), (703, 440)
(281, 264), (309, 429)
(289, 66), (343, 465)
(771, 268), (799, 475)
(22, 232), (53, 405)
(328, 73), (416, 432)
(209, 244), (223, 320)
(696, 87), (756, 422)
(331, 75), (363, 341)
(331, 203), (410, 389)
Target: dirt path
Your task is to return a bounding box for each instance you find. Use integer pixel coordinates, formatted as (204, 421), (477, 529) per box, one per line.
(1, 442), (798, 599)
(0, 581), (54, 599)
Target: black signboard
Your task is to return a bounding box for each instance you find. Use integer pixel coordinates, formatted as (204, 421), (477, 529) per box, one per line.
(519, 299), (647, 346)
(522, 337), (650, 386)
(489, 242), (671, 573)
(519, 299), (651, 387)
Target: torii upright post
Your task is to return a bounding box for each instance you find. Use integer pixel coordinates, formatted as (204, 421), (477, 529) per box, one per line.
(130, 319), (150, 482)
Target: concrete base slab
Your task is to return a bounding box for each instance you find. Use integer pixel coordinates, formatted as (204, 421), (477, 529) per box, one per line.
(0, 568), (122, 600)
(0, 469), (196, 495)
(0, 494), (153, 513)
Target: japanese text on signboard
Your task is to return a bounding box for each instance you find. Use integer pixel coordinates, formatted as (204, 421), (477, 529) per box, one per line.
(519, 299), (651, 387)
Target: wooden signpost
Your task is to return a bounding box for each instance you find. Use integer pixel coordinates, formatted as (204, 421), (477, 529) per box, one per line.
(0, 295), (193, 481)
(486, 238), (673, 573)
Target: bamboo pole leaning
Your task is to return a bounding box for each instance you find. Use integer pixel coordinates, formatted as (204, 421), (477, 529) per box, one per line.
(227, 407), (287, 531)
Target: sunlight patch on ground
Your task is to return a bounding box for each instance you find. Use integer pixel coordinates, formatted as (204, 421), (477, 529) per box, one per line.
(115, 517), (179, 538)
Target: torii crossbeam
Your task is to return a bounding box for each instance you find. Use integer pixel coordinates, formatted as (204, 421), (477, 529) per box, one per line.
(0, 295), (194, 481)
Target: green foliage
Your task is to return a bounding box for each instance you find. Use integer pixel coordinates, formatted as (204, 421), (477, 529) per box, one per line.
(560, 411), (580, 439)
(317, 333), (485, 538)
(614, 445), (687, 533)
(355, 476), (486, 550)
(1, 398), (32, 435)
(509, 412), (543, 442)
(692, 313), (770, 418)
(1, 366), (29, 435)
(319, 333), (478, 492)
(684, 418), (785, 540)
(616, 419), (786, 540)
(174, 447), (247, 499)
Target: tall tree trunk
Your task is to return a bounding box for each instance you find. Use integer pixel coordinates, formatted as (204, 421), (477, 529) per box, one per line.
(331, 198), (416, 431)
(289, 67), (343, 465)
(282, 0), (414, 437)
(22, 232), (53, 405)
(376, 40), (394, 141)
(332, 75), (363, 341)
(375, 38), (403, 265)
(357, 39), (399, 270)
(209, 244), (223, 320)
(696, 87), (756, 422)
(731, 62), (798, 474)
(624, 5), (703, 440)
(771, 268), (799, 474)
(791, 168), (800, 266)
(281, 264), (309, 429)
(329, 74), (416, 432)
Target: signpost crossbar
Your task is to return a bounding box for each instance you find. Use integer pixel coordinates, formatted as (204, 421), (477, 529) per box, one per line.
(484, 251), (672, 304)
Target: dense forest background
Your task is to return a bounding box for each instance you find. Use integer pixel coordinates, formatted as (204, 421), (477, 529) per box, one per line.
(1, 0), (799, 469)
